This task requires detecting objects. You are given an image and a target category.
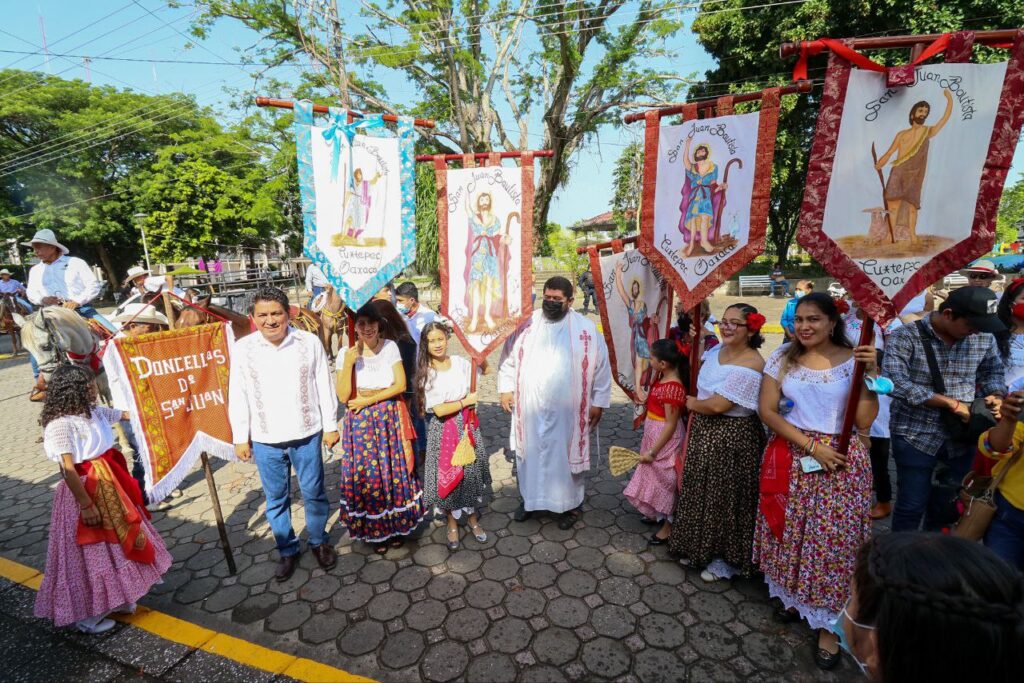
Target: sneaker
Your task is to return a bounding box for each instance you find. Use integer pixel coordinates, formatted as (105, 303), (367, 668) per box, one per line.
(75, 617), (116, 634)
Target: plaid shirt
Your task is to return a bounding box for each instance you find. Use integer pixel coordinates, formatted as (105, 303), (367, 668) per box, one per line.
(883, 315), (1005, 455)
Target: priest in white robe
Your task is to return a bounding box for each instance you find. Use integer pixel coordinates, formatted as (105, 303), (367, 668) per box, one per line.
(499, 276), (611, 529)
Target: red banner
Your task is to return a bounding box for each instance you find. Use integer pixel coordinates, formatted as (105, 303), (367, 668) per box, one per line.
(796, 31), (1024, 325)
(107, 323), (236, 502)
(435, 152), (536, 363)
(638, 90), (782, 312)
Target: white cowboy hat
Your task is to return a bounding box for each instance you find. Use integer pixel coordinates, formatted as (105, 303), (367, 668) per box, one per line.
(124, 265), (151, 283)
(112, 302), (169, 327)
(21, 229), (69, 255)
(0, 269), (10, 275)
(959, 260), (999, 277)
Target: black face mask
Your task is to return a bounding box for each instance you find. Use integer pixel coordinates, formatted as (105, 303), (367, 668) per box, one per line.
(542, 299), (568, 321)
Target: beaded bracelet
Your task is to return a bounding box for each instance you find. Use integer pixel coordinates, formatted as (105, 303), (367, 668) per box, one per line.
(982, 436), (1014, 457)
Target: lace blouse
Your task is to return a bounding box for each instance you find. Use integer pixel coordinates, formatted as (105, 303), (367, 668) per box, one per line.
(765, 345), (855, 435)
(696, 346), (763, 417)
(43, 406), (122, 464)
(345, 340), (403, 390)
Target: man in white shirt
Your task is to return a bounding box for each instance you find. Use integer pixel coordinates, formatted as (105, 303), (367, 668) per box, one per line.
(23, 229), (115, 333)
(499, 276), (612, 529)
(228, 287), (340, 581)
(123, 266), (185, 303)
(395, 281), (436, 346)
(304, 263), (329, 308)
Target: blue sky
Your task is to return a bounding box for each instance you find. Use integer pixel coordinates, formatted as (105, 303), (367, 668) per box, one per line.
(3, 1), (1021, 230)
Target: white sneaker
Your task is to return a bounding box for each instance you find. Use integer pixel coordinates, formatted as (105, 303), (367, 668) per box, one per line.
(75, 617), (116, 634)
(700, 569), (720, 583)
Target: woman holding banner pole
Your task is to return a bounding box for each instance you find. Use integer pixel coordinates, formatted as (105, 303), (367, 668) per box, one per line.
(337, 303), (424, 554)
(753, 292), (878, 670)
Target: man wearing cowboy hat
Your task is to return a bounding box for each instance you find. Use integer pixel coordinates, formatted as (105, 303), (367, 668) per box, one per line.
(111, 301), (170, 336)
(23, 229), (116, 332)
(959, 260), (1001, 290)
(122, 265), (184, 302)
(0, 268), (33, 312)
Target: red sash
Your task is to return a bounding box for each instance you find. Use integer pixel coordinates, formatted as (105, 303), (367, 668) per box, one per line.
(758, 435), (792, 542)
(75, 448), (155, 565)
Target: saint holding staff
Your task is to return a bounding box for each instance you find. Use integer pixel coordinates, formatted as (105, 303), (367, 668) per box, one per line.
(678, 136), (736, 257)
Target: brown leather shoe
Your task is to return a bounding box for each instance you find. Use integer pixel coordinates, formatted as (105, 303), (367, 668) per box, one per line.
(870, 501), (893, 520)
(311, 543), (336, 569)
(275, 553), (300, 582)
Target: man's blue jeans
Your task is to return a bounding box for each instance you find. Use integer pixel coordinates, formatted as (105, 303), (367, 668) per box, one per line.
(77, 304), (117, 333)
(252, 432), (329, 557)
(307, 286), (325, 309)
(891, 434), (973, 531)
(770, 280), (790, 296)
(985, 491), (1024, 570)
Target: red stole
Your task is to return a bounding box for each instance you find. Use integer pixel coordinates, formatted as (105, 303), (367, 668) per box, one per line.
(758, 435), (792, 542)
(75, 448), (155, 565)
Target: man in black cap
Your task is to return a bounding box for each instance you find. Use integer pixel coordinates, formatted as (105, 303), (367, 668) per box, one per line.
(883, 286), (1006, 532)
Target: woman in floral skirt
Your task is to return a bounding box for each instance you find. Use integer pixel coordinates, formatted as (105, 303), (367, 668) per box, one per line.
(34, 365), (171, 633)
(337, 302), (424, 554)
(416, 320), (492, 550)
(753, 293), (878, 670)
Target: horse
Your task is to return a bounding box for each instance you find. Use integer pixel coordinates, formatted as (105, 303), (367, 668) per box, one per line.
(312, 285), (347, 361)
(20, 306), (112, 403)
(0, 293), (27, 355)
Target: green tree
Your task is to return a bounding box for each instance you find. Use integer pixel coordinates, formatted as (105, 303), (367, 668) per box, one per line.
(611, 141), (643, 234)
(689, 0), (1022, 263)
(547, 224), (588, 278)
(414, 161), (440, 280)
(998, 173), (1024, 243)
(189, 1), (689, 252)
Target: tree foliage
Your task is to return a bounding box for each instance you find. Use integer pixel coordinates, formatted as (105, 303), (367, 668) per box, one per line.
(998, 173), (1024, 243)
(611, 141), (643, 234)
(689, 0), (1023, 263)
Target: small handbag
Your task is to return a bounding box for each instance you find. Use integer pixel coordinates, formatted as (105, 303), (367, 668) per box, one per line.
(953, 449), (1022, 541)
(449, 407), (478, 467)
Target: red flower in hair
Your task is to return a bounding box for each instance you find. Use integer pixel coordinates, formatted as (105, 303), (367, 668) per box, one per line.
(745, 312), (767, 333)
(834, 298), (850, 314)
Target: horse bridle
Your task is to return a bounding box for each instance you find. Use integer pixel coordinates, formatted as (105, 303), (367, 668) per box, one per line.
(35, 308), (71, 374)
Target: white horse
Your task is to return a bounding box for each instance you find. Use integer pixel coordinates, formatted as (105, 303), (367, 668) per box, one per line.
(19, 306), (111, 402)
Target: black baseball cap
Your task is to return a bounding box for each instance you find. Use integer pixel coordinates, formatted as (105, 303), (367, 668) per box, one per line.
(943, 286), (1005, 333)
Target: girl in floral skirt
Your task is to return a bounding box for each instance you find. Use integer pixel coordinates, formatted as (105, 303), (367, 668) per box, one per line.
(34, 364), (171, 634)
(337, 302), (424, 554)
(623, 339), (687, 546)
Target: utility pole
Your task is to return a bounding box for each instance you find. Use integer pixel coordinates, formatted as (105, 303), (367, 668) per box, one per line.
(134, 213), (152, 271)
(38, 11), (50, 73)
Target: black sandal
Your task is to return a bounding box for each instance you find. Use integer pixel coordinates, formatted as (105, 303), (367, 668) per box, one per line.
(373, 543), (388, 555)
(773, 606), (799, 624)
(814, 646), (841, 670)
(557, 509), (581, 531)
(389, 538), (405, 549)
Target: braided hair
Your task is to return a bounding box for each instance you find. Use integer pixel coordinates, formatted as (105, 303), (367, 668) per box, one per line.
(853, 533), (1024, 682)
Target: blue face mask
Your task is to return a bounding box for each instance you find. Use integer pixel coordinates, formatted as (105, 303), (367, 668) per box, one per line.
(830, 599), (875, 674)
(397, 303), (411, 315)
(795, 289), (805, 298)
(864, 375), (894, 395)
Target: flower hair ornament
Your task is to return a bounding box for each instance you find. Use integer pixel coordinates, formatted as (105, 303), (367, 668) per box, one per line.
(745, 312), (767, 334)
(833, 298), (850, 315)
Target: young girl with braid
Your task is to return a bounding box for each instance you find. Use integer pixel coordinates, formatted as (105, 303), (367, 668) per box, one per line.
(842, 533), (1024, 681)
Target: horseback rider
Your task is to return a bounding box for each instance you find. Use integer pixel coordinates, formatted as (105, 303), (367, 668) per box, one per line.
(122, 265), (185, 305)
(0, 269), (33, 312)
(23, 229), (116, 334)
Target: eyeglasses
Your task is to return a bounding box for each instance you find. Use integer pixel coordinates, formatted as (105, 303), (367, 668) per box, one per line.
(718, 320), (748, 330)
(967, 273), (996, 280)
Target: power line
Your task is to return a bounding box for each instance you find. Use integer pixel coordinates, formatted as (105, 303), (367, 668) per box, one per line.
(0, 1), (137, 71)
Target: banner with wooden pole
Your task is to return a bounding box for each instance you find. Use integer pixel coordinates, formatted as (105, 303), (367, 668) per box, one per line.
(784, 29), (1024, 453)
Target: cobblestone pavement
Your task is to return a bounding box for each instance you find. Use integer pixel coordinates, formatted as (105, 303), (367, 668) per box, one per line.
(0, 317), (860, 682)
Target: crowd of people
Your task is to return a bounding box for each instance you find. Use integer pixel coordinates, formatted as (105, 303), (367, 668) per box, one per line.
(18, 231), (1024, 677)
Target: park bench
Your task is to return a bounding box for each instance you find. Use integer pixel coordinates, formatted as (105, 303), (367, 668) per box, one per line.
(738, 275), (773, 296)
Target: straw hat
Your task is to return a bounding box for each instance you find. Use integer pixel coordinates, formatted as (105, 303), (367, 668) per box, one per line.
(0, 269), (10, 276)
(123, 265), (151, 284)
(112, 303), (169, 327)
(21, 229), (69, 255)
(959, 259), (998, 277)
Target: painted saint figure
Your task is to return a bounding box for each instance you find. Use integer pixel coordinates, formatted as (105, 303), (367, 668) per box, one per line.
(614, 260), (667, 403)
(342, 167), (382, 239)
(464, 192), (513, 333)
(679, 138), (728, 257)
(874, 90), (953, 244)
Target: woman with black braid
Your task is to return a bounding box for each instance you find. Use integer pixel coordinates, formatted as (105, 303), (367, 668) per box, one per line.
(841, 533), (1023, 681)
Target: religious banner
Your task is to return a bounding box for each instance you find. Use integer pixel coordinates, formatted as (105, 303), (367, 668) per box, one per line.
(435, 153), (535, 363)
(796, 31), (1024, 324)
(105, 323), (236, 502)
(294, 100), (416, 311)
(588, 242), (672, 425)
(639, 90), (782, 311)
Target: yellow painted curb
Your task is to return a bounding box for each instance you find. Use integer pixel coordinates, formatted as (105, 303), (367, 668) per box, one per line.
(0, 555), (374, 683)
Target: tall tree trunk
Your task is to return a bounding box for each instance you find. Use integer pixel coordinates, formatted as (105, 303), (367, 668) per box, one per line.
(94, 242), (119, 291)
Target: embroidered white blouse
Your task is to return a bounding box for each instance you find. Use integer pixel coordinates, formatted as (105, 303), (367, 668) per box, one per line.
(228, 327), (338, 445)
(43, 406), (122, 464)
(696, 346), (762, 417)
(26, 255), (102, 305)
(765, 345), (855, 435)
(344, 339), (403, 390)
(423, 356), (473, 412)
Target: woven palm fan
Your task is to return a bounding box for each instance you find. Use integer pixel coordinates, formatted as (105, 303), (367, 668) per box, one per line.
(609, 446), (642, 477)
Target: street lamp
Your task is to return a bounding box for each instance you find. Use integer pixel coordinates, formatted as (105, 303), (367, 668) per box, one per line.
(133, 212), (151, 271)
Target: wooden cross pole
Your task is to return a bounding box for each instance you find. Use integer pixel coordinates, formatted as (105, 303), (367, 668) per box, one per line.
(164, 273), (237, 575)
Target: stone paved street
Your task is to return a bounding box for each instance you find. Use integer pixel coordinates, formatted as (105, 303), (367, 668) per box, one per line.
(0, 304), (862, 682)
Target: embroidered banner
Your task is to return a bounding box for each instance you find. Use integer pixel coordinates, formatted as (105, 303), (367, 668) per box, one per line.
(294, 101), (416, 311)
(639, 90), (781, 311)
(435, 153), (535, 363)
(106, 323), (236, 502)
(588, 242), (672, 425)
(797, 31), (1024, 325)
